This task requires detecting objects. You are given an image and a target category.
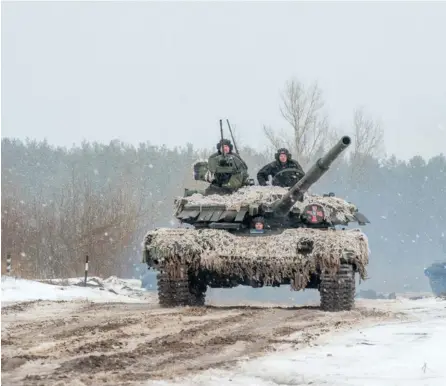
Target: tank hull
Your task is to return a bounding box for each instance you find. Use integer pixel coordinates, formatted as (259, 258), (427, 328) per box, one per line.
(142, 227), (369, 311)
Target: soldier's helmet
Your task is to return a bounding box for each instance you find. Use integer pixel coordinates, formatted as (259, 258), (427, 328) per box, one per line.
(275, 148), (291, 162)
(217, 138), (233, 153)
(252, 216), (265, 229)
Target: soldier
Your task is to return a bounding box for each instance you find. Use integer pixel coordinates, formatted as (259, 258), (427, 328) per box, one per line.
(250, 216), (268, 234)
(257, 148), (305, 187)
(252, 216), (264, 230)
(205, 138), (249, 195)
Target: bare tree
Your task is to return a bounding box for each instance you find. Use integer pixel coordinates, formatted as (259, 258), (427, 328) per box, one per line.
(352, 107), (384, 159)
(350, 106), (385, 180)
(264, 78), (335, 166)
(1, 166), (143, 279)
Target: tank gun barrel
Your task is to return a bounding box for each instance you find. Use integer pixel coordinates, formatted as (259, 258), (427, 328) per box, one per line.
(272, 136), (352, 217)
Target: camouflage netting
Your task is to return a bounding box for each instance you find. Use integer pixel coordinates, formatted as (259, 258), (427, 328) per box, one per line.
(303, 194), (358, 223)
(143, 227), (369, 290)
(175, 186), (358, 224)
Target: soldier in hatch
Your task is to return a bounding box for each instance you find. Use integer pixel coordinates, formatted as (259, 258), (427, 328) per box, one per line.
(257, 148), (305, 187)
(250, 216), (267, 234)
(204, 138), (249, 195)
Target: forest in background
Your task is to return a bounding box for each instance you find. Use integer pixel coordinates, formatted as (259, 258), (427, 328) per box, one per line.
(2, 78), (445, 293)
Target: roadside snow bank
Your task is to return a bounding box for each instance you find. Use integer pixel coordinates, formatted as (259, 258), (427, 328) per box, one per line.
(40, 276), (148, 298)
(148, 297), (446, 386)
(1, 275), (150, 304)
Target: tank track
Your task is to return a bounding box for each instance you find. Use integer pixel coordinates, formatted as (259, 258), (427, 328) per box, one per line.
(157, 268), (206, 307)
(319, 263), (355, 311)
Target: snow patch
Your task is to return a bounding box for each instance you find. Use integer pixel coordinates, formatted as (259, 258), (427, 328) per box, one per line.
(1, 275), (151, 305)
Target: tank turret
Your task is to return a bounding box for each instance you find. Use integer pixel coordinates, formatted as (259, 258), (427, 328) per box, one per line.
(272, 136), (351, 217)
(172, 135), (367, 230)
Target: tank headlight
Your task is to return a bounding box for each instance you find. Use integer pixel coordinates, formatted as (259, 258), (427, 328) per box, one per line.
(302, 204), (325, 224)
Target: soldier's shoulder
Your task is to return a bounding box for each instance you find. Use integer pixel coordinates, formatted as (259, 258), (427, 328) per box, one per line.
(230, 153), (248, 164)
(208, 152), (220, 158)
(258, 160), (276, 171)
(289, 159), (301, 166)
(230, 153), (244, 160)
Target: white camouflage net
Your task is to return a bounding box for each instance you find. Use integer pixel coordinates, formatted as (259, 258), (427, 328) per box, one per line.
(175, 186), (358, 224)
(143, 227), (369, 290)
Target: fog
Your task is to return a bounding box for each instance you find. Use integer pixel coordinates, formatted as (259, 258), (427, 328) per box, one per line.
(2, 1), (446, 159)
(1, 2), (445, 301)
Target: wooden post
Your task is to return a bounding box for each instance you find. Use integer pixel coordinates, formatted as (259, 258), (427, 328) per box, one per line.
(84, 255), (89, 286)
(6, 254), (12, 275)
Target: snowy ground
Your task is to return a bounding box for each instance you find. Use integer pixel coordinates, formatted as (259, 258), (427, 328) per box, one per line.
(148, 297), (446, 386)
(1, 275), (445, 385)
(1, 275), (154, 305)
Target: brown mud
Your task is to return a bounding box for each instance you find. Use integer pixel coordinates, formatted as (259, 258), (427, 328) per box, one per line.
(1, 299), (402, 386)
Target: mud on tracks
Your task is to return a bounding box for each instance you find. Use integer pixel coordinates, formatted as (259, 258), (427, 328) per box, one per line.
(1, 300), (399, 385)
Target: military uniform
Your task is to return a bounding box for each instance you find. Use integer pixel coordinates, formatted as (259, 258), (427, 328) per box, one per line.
(205, 139), (249, 195)
(257, 148), (305, 187)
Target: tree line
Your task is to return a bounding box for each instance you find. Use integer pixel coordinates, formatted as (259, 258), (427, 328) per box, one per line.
(2, 78), (445, 292)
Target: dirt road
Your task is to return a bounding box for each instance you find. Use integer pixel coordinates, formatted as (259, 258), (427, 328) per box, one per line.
(1, 298), (401, 386)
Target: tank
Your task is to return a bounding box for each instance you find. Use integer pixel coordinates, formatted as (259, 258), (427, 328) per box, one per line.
(424, 261), (446, 297)
(142, 135), (371, 311)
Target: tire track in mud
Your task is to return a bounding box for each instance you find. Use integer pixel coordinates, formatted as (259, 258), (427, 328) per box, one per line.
(53, 311), (263, 379)
(1, 300), (398, 386)
(1, 300), (48, 314)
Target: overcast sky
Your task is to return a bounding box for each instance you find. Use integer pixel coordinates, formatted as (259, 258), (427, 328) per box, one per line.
(2, 1), (445, 160)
